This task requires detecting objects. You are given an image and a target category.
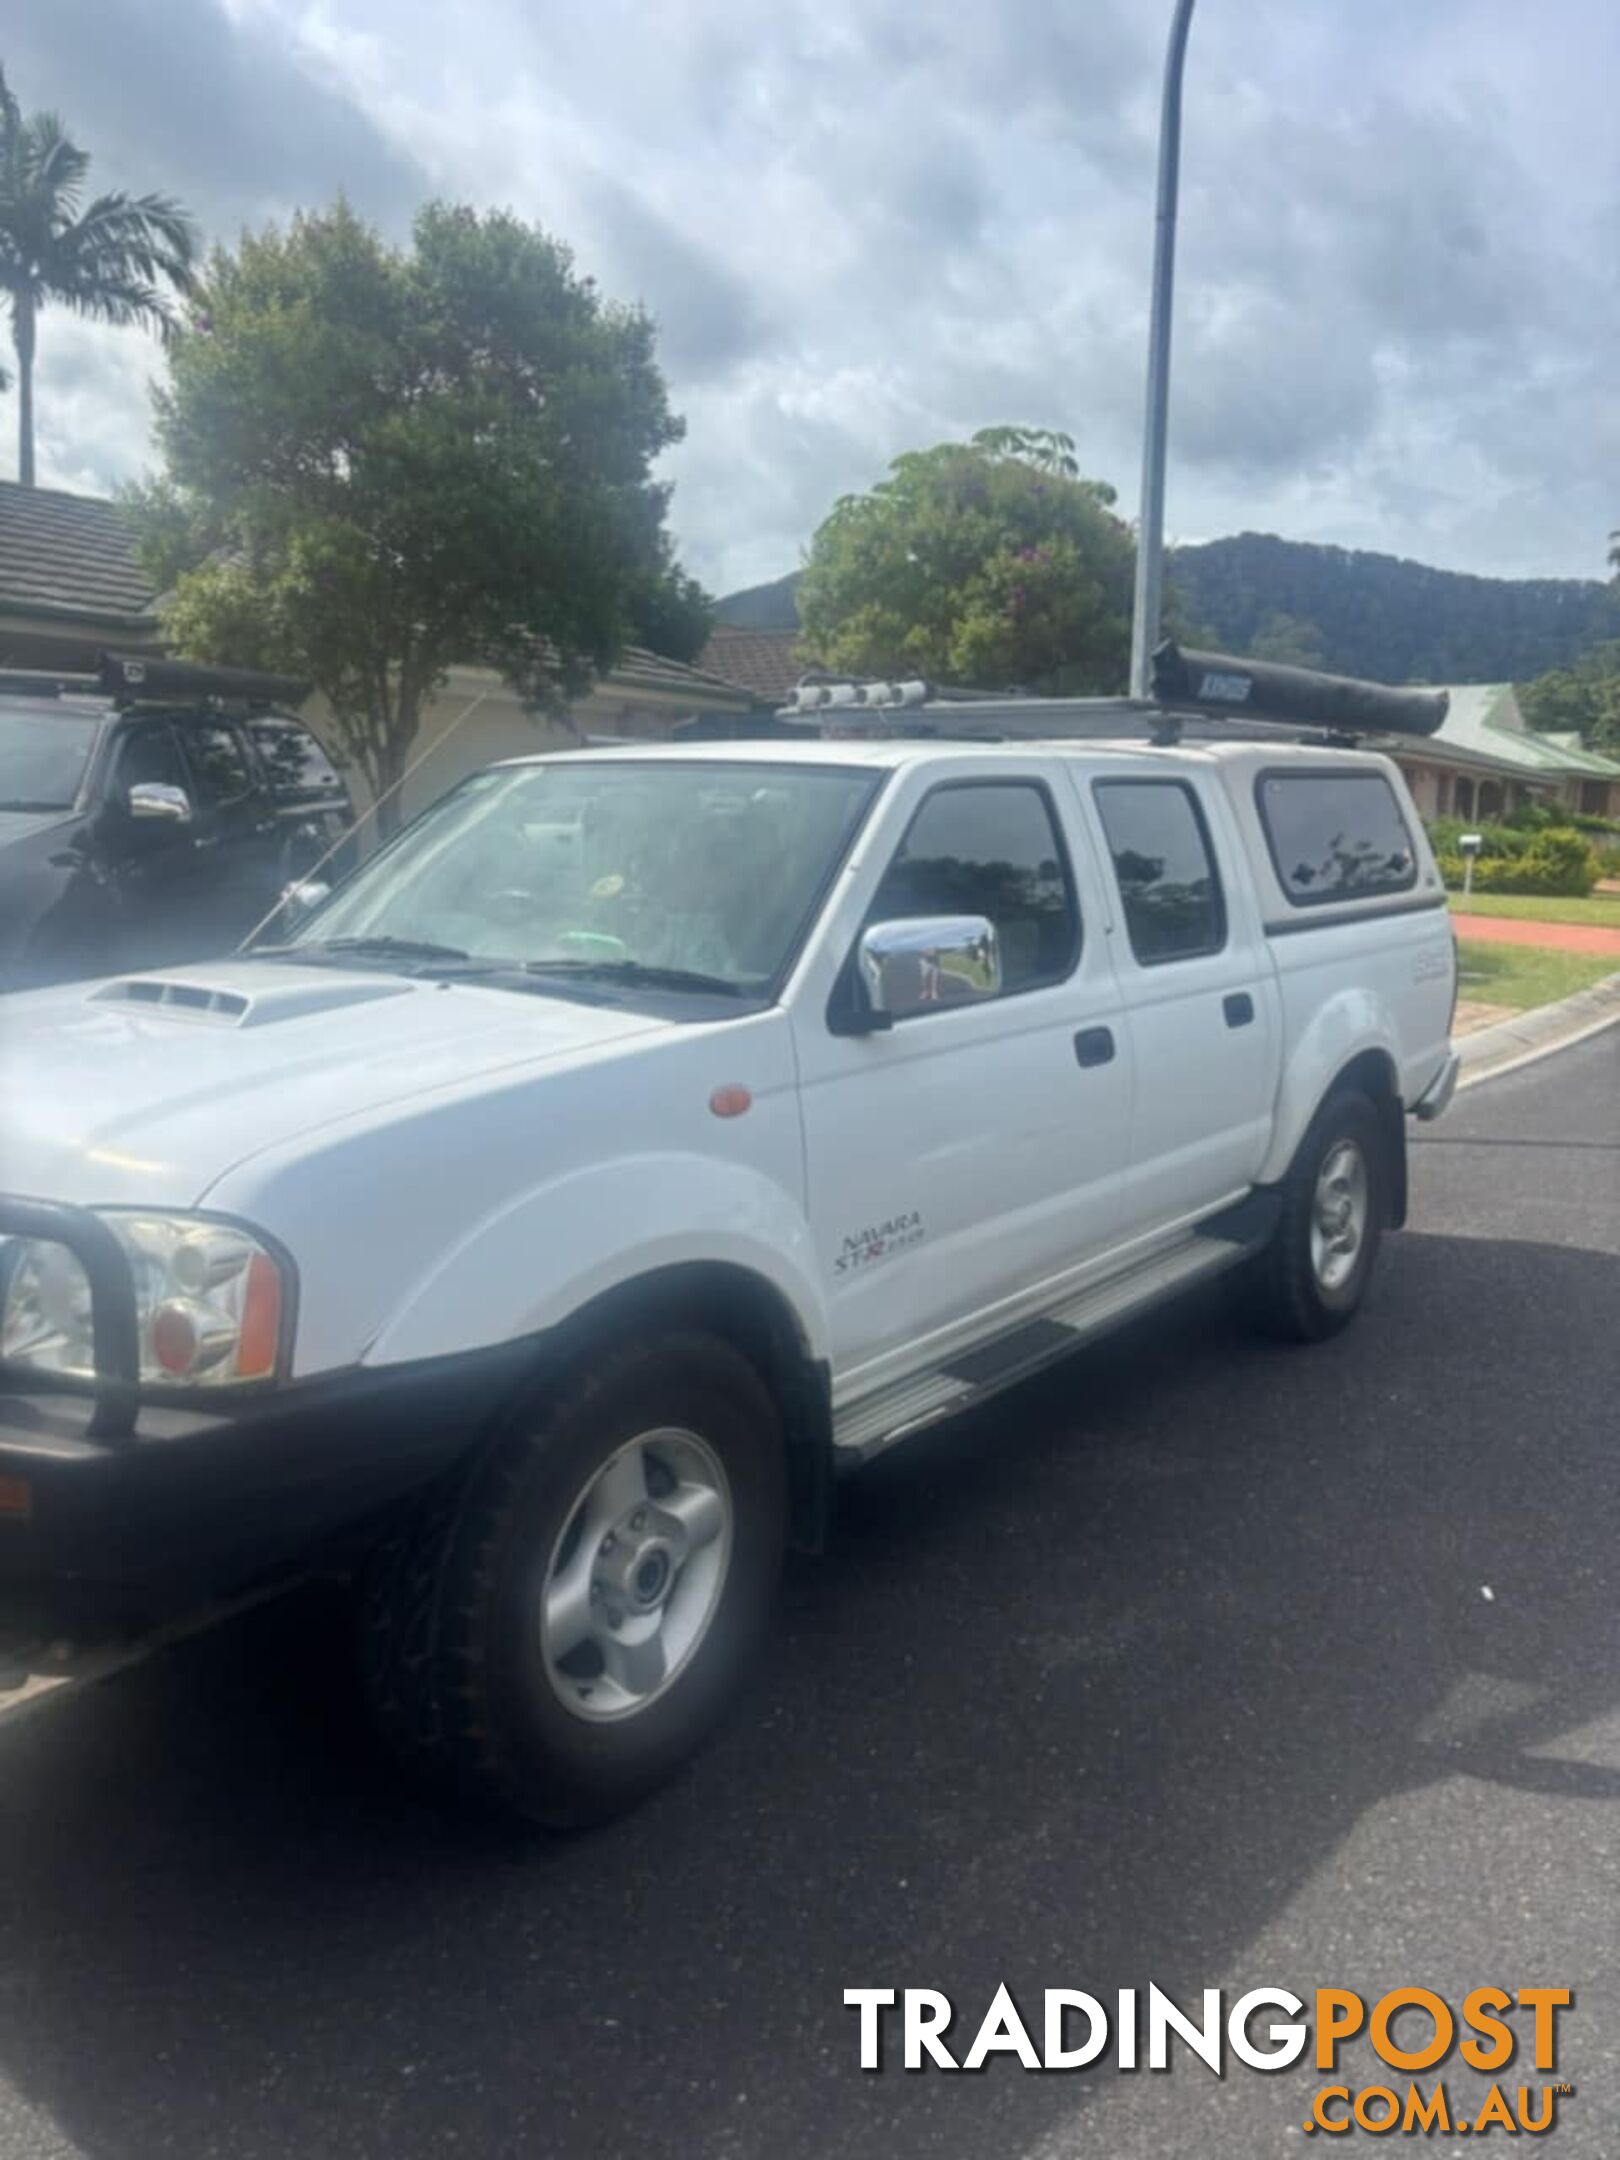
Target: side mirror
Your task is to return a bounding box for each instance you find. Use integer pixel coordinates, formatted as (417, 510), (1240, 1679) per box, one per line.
(128, 781), (192, 825)
(275, 879), (331, 932)
(854, 914), (1002, 1025)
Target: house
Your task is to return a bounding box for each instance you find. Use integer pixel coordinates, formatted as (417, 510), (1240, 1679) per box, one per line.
(361, 648), (764, 828)
(696, 624), (806, 704)
(0, 479), (163, 671)
(1383, 683), (1620, 824)
(0, 479), (765, 827)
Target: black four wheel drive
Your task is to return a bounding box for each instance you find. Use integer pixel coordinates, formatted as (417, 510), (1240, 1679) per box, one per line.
(0, 652), (355, 991)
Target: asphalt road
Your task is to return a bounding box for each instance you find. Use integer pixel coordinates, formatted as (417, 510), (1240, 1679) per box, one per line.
(1, 1031), (1617, 2160)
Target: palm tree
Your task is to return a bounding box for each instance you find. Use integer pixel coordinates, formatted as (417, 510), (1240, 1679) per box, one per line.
(0, 66), (198, 486)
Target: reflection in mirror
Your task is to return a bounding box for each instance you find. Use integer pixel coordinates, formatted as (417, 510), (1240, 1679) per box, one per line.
(127, 781), (193, 824)
(857, 914), (1001, 1021)
(268, 879), (332, 937)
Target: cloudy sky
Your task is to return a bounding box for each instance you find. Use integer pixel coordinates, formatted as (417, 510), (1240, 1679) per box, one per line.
(5, 0), (1618, 596)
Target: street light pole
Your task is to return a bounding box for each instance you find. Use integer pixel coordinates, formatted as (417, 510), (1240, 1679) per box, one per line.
(1129, 0), (1198, 701)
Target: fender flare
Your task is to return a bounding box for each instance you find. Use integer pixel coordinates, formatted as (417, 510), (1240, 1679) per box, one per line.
(361, 1153), (835, 1546)
(1258, 996), (1407, 1226)
(364, 1150), (830, 1370)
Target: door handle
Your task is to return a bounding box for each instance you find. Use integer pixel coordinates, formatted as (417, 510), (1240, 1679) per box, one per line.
(1223, 991), (1255, 1028)
(1073, 1026), (1116, 1068)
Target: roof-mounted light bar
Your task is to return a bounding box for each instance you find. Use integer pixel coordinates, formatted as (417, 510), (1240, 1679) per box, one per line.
(786, 678), (930, 713)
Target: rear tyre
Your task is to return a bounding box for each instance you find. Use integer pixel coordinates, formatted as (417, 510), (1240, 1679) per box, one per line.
(360, 1330), (787, 1828)
(1240, 1090), (1387, 1342)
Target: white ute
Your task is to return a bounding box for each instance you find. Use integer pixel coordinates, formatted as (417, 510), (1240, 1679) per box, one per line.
(0, 649), (1459, 1824)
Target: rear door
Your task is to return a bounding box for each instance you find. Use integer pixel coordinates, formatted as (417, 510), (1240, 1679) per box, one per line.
(793, 764), (1132, 1392)
(244, 715), (356, 881)
(1078, 767), (1281, 1240)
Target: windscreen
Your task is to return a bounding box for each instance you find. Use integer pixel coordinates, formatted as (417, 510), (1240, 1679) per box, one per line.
(293, 758), (880, 992)
(0, 706), (100, 811)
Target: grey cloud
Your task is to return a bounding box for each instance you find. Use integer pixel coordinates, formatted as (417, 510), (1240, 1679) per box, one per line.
(859, 1), (1153, 153)
(572, 172), (773, 383)
(7, 0), (1618, 589)
(1173, 293), (1382, 475)
(4, 0), (427, 239)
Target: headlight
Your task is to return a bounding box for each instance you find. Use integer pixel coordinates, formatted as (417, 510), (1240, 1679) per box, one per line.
(0, 1214), (288, 1388)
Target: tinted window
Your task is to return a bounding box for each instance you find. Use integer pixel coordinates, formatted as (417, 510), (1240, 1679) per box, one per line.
(248, 717), (344, 801)
(1094, 780), (1225, 964)
(1257, 772), (1417, 905)
(868, 782), (1078, 997)
(116, 723), (187, 795)
(179, 723), (254, 810)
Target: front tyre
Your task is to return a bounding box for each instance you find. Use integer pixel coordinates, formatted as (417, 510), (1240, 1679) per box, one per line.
(1242, 1090), (1387, 1342)
(361, 1331), (787, 1827)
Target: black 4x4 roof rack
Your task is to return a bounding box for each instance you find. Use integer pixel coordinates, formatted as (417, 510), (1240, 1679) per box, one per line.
(750, 641), (1449, 749)
(97, 651), (312, 710)
(0, 652), (310, 711)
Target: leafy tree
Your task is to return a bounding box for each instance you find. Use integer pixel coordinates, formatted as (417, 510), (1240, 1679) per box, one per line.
(131, 201), (700, 832)
(797, 427), (1133, 693)
(0, 64), (196, 486)
(625, 565), (714, 665)
(1518, 642), (1620, 757)
(1248, 610), (1326, 670)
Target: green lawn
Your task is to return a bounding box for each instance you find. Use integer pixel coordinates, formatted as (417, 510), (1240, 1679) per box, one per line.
(1455, 939), (1619, 1011)
(1448, 889), (1620, 930)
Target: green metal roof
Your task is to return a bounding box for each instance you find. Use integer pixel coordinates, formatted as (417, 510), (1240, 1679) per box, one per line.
(1419, 683), (1620, 781)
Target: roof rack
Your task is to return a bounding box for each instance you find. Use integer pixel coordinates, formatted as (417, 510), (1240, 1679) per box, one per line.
(772, 641), (1449, 748)
(0, 654), (314, 711)
(0, 667), (102, 700)
(98, 651), (311, 710)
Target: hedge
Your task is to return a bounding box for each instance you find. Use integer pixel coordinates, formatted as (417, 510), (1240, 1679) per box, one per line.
(1433, 824), (1599, 898)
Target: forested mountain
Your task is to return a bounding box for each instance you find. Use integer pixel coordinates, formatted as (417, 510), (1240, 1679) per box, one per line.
(719, 533), (1620, 685)
(714, 571), (802, 631)
(1167, 533), (1619, 685)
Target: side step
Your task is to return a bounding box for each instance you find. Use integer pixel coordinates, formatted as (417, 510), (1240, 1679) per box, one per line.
(832, 1195), (1279, 1463)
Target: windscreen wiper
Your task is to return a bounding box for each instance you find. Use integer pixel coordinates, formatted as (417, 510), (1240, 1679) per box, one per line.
(517, 959), (746, 997)
(296, 934), (472, 964)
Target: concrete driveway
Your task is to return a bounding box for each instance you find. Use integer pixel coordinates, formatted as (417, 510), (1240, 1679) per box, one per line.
(0, 1030), (1615, 2160)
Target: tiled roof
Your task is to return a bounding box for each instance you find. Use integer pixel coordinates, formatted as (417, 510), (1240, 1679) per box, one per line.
(697, 626), (805, 702)
(0, 479), (155, 622)
(1412, 683), (1620, 780)
(606, 644), (762, 706)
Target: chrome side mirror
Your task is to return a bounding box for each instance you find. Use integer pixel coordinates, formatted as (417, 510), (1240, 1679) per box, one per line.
(276, 879), (331, 929)
(128, 781), (192, 825)
(856, 914), (1002, 1024)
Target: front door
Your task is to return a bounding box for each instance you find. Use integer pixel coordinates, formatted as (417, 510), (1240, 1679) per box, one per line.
(173, 718), (284, 951)
(793, 770), (1133, 1398)
(103, 719), (206, 970)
